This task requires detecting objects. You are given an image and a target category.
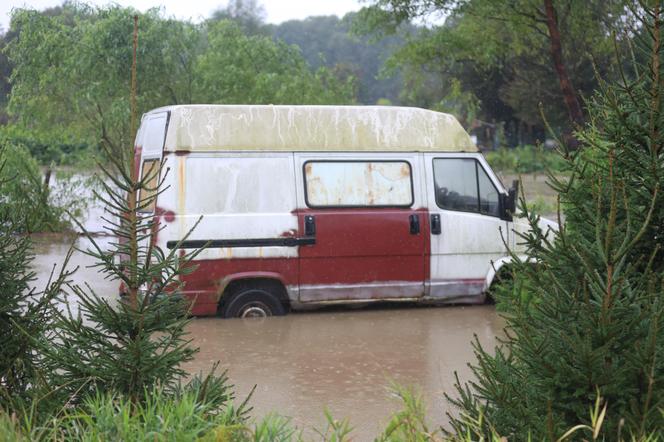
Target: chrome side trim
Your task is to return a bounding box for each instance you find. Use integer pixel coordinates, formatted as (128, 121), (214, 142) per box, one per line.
(298, 281), (424, 303)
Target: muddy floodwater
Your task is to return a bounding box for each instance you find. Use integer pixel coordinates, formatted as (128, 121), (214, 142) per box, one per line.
(32, 236), (503, 439)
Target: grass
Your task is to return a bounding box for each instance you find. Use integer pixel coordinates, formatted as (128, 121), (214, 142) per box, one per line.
(485, 145), (566, 219)
(498, 172), (561, 219)
(5, 384), (655, 441)
(484, 145), (567, 175)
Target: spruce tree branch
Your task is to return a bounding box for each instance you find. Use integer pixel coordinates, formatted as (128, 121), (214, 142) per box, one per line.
(614, 180), (658, 261)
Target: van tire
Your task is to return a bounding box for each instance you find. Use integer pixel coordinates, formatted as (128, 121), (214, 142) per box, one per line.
(221, 287), (286, 318)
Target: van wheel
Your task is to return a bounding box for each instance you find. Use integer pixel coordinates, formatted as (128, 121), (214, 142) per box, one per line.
(487, 267), (515, 304)
(221, 287), (286, 318)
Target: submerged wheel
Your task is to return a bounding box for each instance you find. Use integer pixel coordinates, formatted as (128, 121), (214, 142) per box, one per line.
(487, 266), (515, 304)
(221, 287), (286, 318)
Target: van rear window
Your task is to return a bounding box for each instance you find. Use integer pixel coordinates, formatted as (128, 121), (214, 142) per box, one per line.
(141, 112), (168, 155)
(139, 159), (160, 213)
(304, 161), (413, 208)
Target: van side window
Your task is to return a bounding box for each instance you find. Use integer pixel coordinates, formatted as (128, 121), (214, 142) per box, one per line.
(433, 159), (499, 217)
(304, 161), (413, 208)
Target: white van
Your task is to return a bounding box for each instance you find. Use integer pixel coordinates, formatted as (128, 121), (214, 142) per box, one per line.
(134, 105), (543, 318)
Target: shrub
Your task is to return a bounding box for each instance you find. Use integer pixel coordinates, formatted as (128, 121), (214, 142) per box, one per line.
(485, 144), (567, 174)
(0, 146), (71, 410)
(0, 143), (73, 232)
(0, 125), (96, 167)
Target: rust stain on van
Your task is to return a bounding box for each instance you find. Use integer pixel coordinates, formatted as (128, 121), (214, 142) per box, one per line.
(177, 157), (186, 237)
(399, 163), (410, 178)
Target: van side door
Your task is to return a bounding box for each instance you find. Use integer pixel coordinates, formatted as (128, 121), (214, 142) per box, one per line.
(167, 152), (300, 316)
(423, 153), (508, 300)
(295, 153), (426, 303)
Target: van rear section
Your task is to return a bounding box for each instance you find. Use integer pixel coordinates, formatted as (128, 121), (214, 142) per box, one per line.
(133, 105), (519, 318)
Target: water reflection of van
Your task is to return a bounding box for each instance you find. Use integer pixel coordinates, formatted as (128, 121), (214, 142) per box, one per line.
(134, 105), (540, 319)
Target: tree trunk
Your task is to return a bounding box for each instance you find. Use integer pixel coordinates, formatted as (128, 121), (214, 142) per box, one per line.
(543, 0), (584, 130)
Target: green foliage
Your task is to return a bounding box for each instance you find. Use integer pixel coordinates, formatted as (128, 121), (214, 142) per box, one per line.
(376, 384), (439, 441)
(530, 199), (557, 220)
(0, 31), (11, 124)
(6, 4), (356, 161)
(0, 384), (246, 442)
(447, 4), (664, 439)
(45, 290), (197, 401)
(237, 413), (299, 442)
(7, 4), (204, 158)
(0, 143), (78, 232)
(485, 145), (567, 174)
(1, 7), (241, 433)
(5, 377), (659, 441)
(33, 22), (222, 400)
(0, 125), (95, 166)
(195, 20), (355, 105)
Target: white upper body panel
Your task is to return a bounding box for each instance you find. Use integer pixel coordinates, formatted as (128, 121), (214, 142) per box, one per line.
(141, 105), (477, 153)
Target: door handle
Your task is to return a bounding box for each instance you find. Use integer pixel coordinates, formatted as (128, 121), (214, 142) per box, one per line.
(409, 214), (420, 235)
(430, 214), (441, 235)
(304, 215), (316, 236)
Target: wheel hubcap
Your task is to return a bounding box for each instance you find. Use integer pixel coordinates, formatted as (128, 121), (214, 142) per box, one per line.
(240, 302), (271, 318)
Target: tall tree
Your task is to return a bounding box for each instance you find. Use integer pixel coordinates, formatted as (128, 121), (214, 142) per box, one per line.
(357, 0), (630, 138)
(7, 4), (201, 158)
(41, 17), (230, 405)
(542, 0), (583, 127)
(0, 35), (11, 125)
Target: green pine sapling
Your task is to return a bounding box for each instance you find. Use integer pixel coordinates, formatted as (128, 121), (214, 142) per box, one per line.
(40, 17), (233, 410)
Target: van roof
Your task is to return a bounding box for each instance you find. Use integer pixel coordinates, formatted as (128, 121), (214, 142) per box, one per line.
(146, 105), (477, 153)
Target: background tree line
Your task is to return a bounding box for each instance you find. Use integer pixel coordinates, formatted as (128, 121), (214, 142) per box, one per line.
(0, 1), (356, 164)
(0, 0), (642, 162)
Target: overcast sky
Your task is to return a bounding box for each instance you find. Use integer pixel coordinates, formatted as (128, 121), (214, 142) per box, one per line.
(1, 0), (364, 32)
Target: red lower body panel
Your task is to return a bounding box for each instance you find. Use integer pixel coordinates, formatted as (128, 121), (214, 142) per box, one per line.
(176, 208), (431, 315)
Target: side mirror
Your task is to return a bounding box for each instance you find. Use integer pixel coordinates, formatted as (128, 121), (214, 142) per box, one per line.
(501, 180), (519, 221)
(508, 180), (519, 213)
